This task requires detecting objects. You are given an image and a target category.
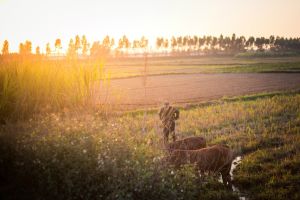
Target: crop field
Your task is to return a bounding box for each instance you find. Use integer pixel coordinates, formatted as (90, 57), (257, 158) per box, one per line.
(0, 56), (300, 200)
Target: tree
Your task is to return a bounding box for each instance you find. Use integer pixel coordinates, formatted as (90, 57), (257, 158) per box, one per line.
(118, 38), (123, 49)
(269, 35), (275, 50)
(102, 35), (111, 48)
(75, 35), (81, 54)
(23, 41), (32, 54)
(140, 36), (148, 49)
(133, 40), (140, 49)
(193, 36), (198, 50)
(183, 36), (188, 48)
(246, 36), (255, 50)
(1, 40), (9, 55)
(235, 36), (246, 52)
(205, 36), (212, 48)
(81, 35), (89, 56)
(36, 46), (40, 55)
(110, 38), (115, 48)
(177, 37), (183, 49)
(218, 34), (224, 50)
(19, 41), (32, 55)
(211, 37), (218, 50)
(171, 36), (177, 51)
(122, 35), (130, 49)
(163, 39), (169, 49)
(54, 38), (62, 54)
(156, 37), (163, 49)
(198, 36), (206, 50)
(46, 43), (51, 56)
(255, 37), (264, 51)
(67, 39), (76, 59)
(19, 43), (24, 54)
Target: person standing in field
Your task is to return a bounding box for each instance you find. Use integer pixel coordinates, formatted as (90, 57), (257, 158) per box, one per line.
(159, 102), (179, 143)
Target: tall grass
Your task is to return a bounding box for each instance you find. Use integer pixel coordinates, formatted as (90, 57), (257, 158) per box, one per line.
(0, 57), (107, 120)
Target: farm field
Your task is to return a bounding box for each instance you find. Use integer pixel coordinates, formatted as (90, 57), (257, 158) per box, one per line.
(103, 56), (300, 79)
(0, 56), (300, 200)
(1, 91), (299, 200)
(103, 73), (300, 107)
(95, 57), (300, 108)
(2, 0), (300, 199)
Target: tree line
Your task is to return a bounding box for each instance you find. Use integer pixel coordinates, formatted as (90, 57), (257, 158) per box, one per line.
(1, 34), (300, 58)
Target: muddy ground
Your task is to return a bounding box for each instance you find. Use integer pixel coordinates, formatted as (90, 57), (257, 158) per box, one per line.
(98, 73), (300, 107)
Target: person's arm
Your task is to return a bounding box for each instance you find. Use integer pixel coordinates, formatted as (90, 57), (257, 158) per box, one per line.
(159, 108), (163, 120)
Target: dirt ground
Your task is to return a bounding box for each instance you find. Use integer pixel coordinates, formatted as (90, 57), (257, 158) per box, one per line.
(97, 73), (300, 108)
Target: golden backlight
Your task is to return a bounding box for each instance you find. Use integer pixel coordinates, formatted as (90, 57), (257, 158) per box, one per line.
(0, 0), (300, 51)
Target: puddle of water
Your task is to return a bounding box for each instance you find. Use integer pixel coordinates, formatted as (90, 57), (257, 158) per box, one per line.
(231, 156), (248, 200)
(218, 156), (248, 200)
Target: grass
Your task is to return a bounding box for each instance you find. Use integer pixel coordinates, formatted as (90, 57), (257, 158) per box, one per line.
(235, 51), (300, 58)
(105, 62), (300, 79)
(1, 91), (299, 199)
(2, 56), (299, 120)
(0, 56), (299, 199)
(0, 57), (108, 120)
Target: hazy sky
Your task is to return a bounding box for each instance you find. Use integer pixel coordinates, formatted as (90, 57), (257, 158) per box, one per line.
(0, 0), (300, 52)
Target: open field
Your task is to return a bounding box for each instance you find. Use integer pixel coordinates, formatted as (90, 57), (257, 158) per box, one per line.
(105, 56), (300, 67)
(0, 56), (300, 200)
(103, 56), (300, 79)
(2, 0), (300, 199)
(102, 73), (300, 107)
(1, 91), (299, 200)
(2, 56), (300, 119)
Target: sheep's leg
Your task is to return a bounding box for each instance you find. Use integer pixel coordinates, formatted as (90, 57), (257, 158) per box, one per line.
(221, 165), (232, 189)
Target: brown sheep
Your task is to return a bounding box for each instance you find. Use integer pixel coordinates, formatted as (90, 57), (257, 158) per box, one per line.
(169, 144), (234, 187)
(167, 136), (206, 152)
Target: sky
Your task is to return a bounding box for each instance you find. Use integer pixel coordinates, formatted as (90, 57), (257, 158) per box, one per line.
(0, 0), (300, 52)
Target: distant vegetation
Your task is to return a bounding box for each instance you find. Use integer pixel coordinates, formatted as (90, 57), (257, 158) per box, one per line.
(1, 34), (300, 58)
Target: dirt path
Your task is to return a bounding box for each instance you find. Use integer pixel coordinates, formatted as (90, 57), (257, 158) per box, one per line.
(99, 73), (300, 107)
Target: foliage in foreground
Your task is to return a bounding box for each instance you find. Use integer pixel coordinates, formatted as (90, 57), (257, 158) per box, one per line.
(0, 115), (236, 200)
(1, 91), (300, 199)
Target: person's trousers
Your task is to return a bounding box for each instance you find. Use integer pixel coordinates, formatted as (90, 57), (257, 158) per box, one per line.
(163, 121), (176, 143)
